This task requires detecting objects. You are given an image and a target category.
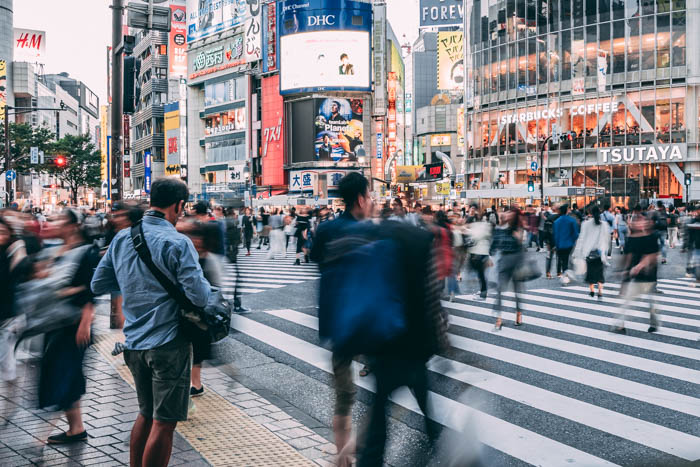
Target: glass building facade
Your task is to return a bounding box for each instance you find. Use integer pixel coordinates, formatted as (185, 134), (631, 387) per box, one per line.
(464, 0), (699, 206)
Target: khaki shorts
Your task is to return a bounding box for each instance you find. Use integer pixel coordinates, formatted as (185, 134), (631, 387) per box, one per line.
(124, 336), (192, 423)
(332, 353), (356, 417)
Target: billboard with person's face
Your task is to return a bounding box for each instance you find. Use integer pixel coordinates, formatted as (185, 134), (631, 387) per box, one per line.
(314, 98), (364, 161)
(278, 0), (372, 94)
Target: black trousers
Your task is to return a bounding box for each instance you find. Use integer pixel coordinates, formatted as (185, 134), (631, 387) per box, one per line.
(469, 254), (488, 293)
(357, 357), (436, 467)
(557, 247), (572, 275)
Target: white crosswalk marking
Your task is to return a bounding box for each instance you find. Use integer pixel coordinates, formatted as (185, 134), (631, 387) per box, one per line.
(230, 278), (700, 465)
(220, 248), (319, 298)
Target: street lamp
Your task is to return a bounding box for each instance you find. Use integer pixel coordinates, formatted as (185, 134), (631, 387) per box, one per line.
(539, 135), (553, 204)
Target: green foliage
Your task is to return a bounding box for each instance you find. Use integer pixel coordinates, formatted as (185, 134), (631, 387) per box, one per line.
(44, 134), (101, 204)
(0, 123), (55, 172)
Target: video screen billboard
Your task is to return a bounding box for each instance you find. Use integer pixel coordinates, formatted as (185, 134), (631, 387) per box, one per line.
(278, 0), (372, 94)
(437, 31), (464, 91)
(187, 0), (257, 43)
(280, 31), (369, 93)
(314, 98), (364, 162)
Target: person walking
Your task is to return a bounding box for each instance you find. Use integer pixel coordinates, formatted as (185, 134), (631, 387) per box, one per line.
(553, 204), (579, 278)
(542, 204), (558, 278)
(466, 212), (492, 299)
(490, 207), (525, 329)
(614, 207), (629, 254)
(91, 178), (211, 467)
(574, 206), (609, 299)
(39, 210), (100, 444)
(667, 206), (679, 249)
(241, 207), (255, 256)
(294, 207), (311, 265)
(311, 173), (374, 466)
(256, 207), (270, 249)
(433, 211), (457, 301)
(650, 201), (669, 264)
(267, 209), (285, 259)
(601, 204), (615, 258)
(612, 206), (660, 334)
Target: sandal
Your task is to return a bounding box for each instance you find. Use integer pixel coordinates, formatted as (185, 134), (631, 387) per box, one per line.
(514, 311), (523, 327)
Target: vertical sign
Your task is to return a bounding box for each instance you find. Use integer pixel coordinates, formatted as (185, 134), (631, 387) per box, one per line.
(0, 60), (6, 123)
(164, 102), (181, 175)
(169, 3), (187, 77)
(107, 46), (112, 105)
(123, 115), (130, 156)
(457, 105), (465, 154)
(262, 1), (277, 73)
(245, 0), (262, 63)
(144, 151), (151, 194)
(106, 136), (111, 200)
(373, 3), (387, 116)
(387, 72), (397, 159)
(30, 147), (39, 164)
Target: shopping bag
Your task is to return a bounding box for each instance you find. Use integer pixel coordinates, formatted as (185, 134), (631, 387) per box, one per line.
(513, 254), (542, 282)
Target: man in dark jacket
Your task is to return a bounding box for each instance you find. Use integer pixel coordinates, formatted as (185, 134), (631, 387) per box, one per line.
(553, 204), (579, 276)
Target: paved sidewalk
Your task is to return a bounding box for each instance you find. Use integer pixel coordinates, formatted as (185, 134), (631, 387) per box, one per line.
(0, 315), (338, 466)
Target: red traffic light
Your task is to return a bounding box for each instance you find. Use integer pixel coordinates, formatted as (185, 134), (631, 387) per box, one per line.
(55, 156), (66, 167)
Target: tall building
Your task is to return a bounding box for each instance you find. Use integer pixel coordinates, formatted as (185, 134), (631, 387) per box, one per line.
(44, 73), (100, 145)
(464, 0), (698, 206)
(0, 0), (14, 120)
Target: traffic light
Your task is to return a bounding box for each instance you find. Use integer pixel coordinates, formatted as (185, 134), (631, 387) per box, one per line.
(527, 178), (535, 192)
(55, 155), (66, 167)
(685, 173), (692, 186)
(124, 56), (141, 114)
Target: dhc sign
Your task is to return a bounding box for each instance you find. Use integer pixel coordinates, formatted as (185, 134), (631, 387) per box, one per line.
(308, 15), (335, 26)
(598, 144), (686, 165)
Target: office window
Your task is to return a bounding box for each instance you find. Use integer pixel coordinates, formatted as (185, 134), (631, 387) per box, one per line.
(672, 12), (686, 66)
(657, 14), (670, 68)
(641, 15), (655, 70)
(627, 18), (640, 72)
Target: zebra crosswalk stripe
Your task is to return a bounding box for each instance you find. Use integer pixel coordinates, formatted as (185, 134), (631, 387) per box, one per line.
(228, 278), (700, 464)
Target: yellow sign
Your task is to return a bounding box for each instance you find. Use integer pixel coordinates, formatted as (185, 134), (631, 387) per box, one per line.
(437, 31), (464, 91)
(455, 182), (464, 192)
(100, 105), (108, 183)
(436, 182), (451, 195)
(395, 165), (423, 184)
(430, 134), (452, 146)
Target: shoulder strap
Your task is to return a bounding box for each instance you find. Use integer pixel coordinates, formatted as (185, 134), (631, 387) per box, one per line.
(130, 221), (194, 311)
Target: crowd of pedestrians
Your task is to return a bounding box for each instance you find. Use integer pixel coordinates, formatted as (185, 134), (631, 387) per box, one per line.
(1, 173), (700, 466)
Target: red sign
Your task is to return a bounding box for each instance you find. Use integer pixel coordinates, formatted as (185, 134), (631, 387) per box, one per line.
(124, 161), (131, 178)
(169, 4), (187, 77)
(123, 115), (130, 155)
(261, 75), (285, 187)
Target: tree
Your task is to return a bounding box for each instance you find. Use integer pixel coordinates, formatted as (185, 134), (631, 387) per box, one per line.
(45, 134), (101, 205)
(0, 123), (55, 173)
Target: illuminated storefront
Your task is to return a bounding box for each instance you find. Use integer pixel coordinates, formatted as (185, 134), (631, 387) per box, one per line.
(464, 0), (699, 206)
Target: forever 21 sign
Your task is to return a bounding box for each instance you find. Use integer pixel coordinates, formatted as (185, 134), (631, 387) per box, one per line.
(598, 144), (686, 165)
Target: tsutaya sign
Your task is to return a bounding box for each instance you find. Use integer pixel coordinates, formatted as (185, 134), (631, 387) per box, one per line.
(500, 101), (619, 125)
(598, 144), (686, 165)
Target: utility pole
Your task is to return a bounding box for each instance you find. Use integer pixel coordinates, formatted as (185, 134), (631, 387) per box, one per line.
(111, 0), (124, 203)
(539, 135), (553, 204)
(3, 105), (10, 204)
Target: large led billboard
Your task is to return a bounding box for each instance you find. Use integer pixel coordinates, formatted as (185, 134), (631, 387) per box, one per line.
(314, 97), (364, 161)
(187, 0), (261, 46)
(278, 0), (372, 94)
(437, 31), (464, 91)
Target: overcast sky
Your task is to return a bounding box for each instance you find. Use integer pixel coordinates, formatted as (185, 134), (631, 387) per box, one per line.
(14, 0), (419, 105)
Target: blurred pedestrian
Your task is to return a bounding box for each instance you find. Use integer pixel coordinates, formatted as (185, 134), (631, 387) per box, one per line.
(91, 178), (210, 467)
(256, 207), (270, 249)
(267, 209), (285, 259)
(553, 204), (579, 278)
(466, 212), (492, 300)
(294, 207), (311, 265)
(542, 203), (558, 278)
(40, 210), (100, 444)
(613, 206), (660, 334)
(613, 207), (628, 254)
(490, 208), (525, 329)
(667, 206), (679, 249)
(241, 207), (255, 256)
(574, 206), (609, 299)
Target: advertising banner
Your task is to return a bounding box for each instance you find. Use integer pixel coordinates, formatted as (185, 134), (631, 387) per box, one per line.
(314, 97), (364, 162)
(186, 0), (250, 43)
(261, 75), (284, 186)
(373, 3), (386, 116)
(244, 0), (262, 64)
(395, 165), (422, 184)
(164, 102), (180, 174)
(205, 107), (246, 136)
(262, 1), (277, 73)
(169, 3), (187, 77)
(100, 106), (108, 182)
(144, 151), (152, 194)
(437, 31), (464, 91)
(457, 106), (465, 153)
(278, 0), (372, 94)
(430, 134), (452, 146)
(228, 163), (245, 183)
(189, 34), (246, 80)
(389, 42), (404, 89)
(420, 0), (464, 28)
(13, 28), (46, 63)
(597, 52), (607, 92)
(436, 182), (451, 196)
(123, 115), (130, 156)
(0, 60), (6, 123)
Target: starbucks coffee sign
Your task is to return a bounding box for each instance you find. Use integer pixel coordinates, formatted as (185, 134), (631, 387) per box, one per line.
(598, 144), (686, 165)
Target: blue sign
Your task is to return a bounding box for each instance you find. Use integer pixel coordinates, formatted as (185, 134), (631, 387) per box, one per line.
(530, 161), (538, 171)
(144, 151), (151, 194)
(278, 0), (372, 95)
(5, 170), (16, 181)
(376, 133), (383, 159)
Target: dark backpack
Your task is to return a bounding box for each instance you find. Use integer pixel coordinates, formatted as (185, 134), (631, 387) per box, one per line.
(544, 213), (557, 234)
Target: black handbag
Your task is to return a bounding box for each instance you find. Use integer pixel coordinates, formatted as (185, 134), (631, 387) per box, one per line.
(130, 221), (232, 343)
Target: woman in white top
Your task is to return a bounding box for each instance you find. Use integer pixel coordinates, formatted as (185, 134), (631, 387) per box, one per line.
(574, 205), (610, 299)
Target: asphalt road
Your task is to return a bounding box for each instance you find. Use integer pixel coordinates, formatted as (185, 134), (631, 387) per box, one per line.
(210, 245), (700, 467)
